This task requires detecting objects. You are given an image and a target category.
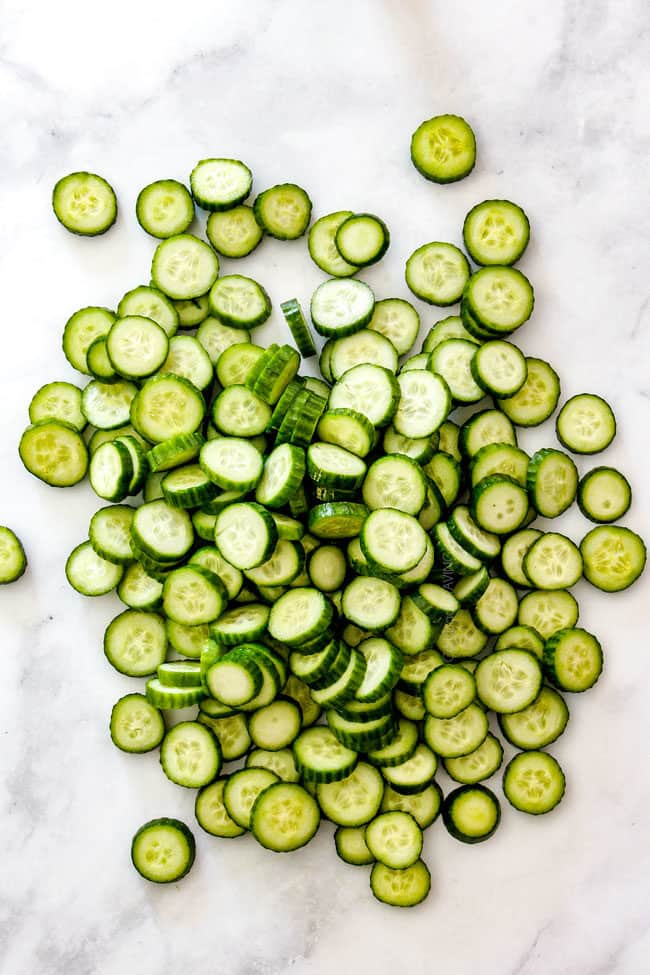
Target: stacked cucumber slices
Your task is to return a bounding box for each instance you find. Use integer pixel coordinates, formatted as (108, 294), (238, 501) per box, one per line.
(7, 115), (646, 907)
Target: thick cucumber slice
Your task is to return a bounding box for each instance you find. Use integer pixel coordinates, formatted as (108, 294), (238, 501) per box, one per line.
(472, 474), (529, 534)
(365, 811), (422, 869)
(518, 589), (579, 639)
(308, 211), (358, 277)
(280, 298), (316, 358)
(411, 114), (476, 183)
(434, 523), (482, 574)
(471, 578), (518, 634)
(62, 306), (116, 375)
(411, 584), (459, 623)
(330, 329), (398, 380)
(368, 298), (420, 356)
(207, 205), (263, 258)
(245, 536), (304, 588)
(556, 393), (616, 454)
(0, 527), (26, 585)
(448, 505), (500, 560)
(463, 199), (530, 266)
(499, 686), (569, 749)
(110, 693), (165, 753)
(329, 364), (399, 427)
(136, 179), (194, 238)
(195, 778), (246, 838)
(465, 266), (534, 332)
(104, 609), (167, 676)
(162, 565), (227, 625)
(335, 826), (374, 865)
(423, 664), (476, 719)
(209, 274), (271, 328)
(106, 316), (169, 379)
(497, 357), (560, 426)
(132, 500), (194, 562)
(475, 649), (542, 713)
(578, 467), (632, 523)
(543, 627), (603, 692)
(158, 660), (202, 687)
(307, 442), (367, 491)
(370, 858), (431, 907)
(527, 448), (578, 518)
(131, 818), (195, 883)
(453, 567), (490, 606)
(89, 504), (135, 564)
(503, 751), (566, 815)
(223, 768), (280, 829)
(52, 171), (117, 235)
(190, 158), (252, 211)
(253, 183), (312, 239)
(580, 525), (646, 592)
(131, 374), (205, 443)
(523, 532), (583, 589)
(66, 540), (123, 596)
(442, 785), (501, 843)
(19, 420), (88, 487)
(368, 719), (419, 768)
(436, 609), (488, 658)
(151, 234), (219, 300)
(293, 726), (358, 783)
(161, 464), (217, 508)
(256, 444), (306, 508)
(381, 743), (437, 794)
(311, 648), (366, 708)
(117, 285), (180, 338)
(317, 762), (384, 826)
(310, 279), (375, 338)
(211, 603), (269, 646)
(251, 782), (320, 851)
(471, 339), (528, 396)
(443, 733), (504, 785)
(424, 704), (488, 758)
(354, 638), (403, 702)
(405, 242), (470, 305)
(335, 213), (389, 267)
(430, 338), (484, 403)
(146, 433), (204, 474)
(29, 381), (85, 431)
(394, 370), (450, 438)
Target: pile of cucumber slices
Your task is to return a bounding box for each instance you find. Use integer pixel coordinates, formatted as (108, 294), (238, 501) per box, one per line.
(4, 114), (646, 909)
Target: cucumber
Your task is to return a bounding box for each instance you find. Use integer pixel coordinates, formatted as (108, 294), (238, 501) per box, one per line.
(405, 242), (470, 306)
(577, 467), (632, 523)
(52, 171), (117, 236)
(463, 200), (530, 266)
(131, 818), (195, 883)
(556, 394), (616, 454)
(254, 183), (312, 239)
(136, 179), (194, 238)
(503, 751), (566, 815)
(442, 785), (501, 843)
(411, 114), (476, 183)
(335, 213), (390, 267)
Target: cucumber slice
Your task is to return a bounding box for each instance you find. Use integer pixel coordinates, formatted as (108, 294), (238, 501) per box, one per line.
(411, 114), (476, 183)
(223, 768), (280, 829)
(556, 393), (616, 454)
(310, 279), (375, 338)
(500, 529), (542, 587)
(162, 565), (227, 624)
(251, 782), (320, 851)
(335, 213), (390, 266)
(465, 266), (534, 332)
(249, 698), (302, 750)
(423, 664), (476, 719)
(151, 234), (219, 300)
(52, 171), (117, 236)
(461, 409), (517, 458)
(132, 500), (194, 562)
(209, 274), (272, 329)
(131, 374), (205, 443)
(436, 609), (488, 659)
(253, 183), (312, 239)
(368, 298), (420, 356)
(195, 778), (246, 838)
(463, 200), (530, 266)
(308, 502), (369, 540)
(307, 442), (367, 490)
(523, 532), (583, 590)
(394, 370), (451, 438)
(543, 627), (603, 692)
(117, 285), (180, 337)
(363, 455), (427, 515)
(66, 540), (123, 596)
(268, 587), (333, 645)
(385, 596), (435, 656)
(197, 318), (251, 364)
(518, 589), (579, 639)
(89, 504), (135, 564)
(430, 338), (484, 403)
(106, 316), (169, 379)
(361, 508), (427, 574)
(442, 785), (500, 843)
(110, 693), (165, 753)
(329, 363), (399, 427)
(335, 826), (374, 866)
(527, 448), (578, 518)
(19, 420), (88, 488)
(370, 859), (431, 907)
(471, 578), (518, 634)
(503, 751), (565, 815)
(443, 733), (504, 785)
(104, 609), (167, 676)
(190, 158), (252, 211)
(471, 339), (528, 396)
(330, 329), (398, 380)
(381, 743), (437, 794)
(246, 748), (300, 782)
(422, 315), (478, 353)
(0, 527), (27, 585)
(381, 782), (442, 829)
(131, 818), (195, 883)
(499, 687), (569, 749)
(365, 811), (422, 869)
(160, 335), (213, 391)
(472, 475), (529, 534)
(308, 545), (347, 592)
(470, 443), (530, 488)
(495, 624), (545, 659)
(136, 179), (194, 238)
(205, 648), (263, 707)
(423, 703), (488, 758)
(577, 467), (632, 523)
(174, 294), (209, 328)
(293, 726), (358, 783)
(497, 357), (560, 426)
(280, 297), (316, 358)
(207, 204), (263, 258)
(405, 242), (470, 306)
(317, 762), (384, 826)
(475, 649), (542, 713)
(308, 211), (358, 277)
(29, 381), (85, 432)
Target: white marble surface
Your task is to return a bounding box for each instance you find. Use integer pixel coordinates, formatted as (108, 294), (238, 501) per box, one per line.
(1, 1), (650, 972)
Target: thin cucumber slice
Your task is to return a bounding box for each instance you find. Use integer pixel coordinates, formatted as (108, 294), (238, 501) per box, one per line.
(0, 527), (27, 585)
(246, 748), (300, 782)
(423, 704), (488, 758)
(475, 649), (542, 713)
(308, 502), (369, 540)
(497, 357), (560, 426)
(62, 306), (116, 375)
(131, 374), (205, 443)
(161, 464), (217, 508)
(66, 541), (123, 596)
(109, 693), (165, 753)
(211, 603), (269, 646)
(293, 726), (358, 783)
(394, 688), (426, 722)
(205, 647), (263, 707)
(190, 158), (252, 211)
(411, 584), (459, 624)
(443, 733), (504, 785)
(448, 505), (501, 560)
(136, 179), (194, 238)
(556, 393), (616, 454)
(195, 778), (246, 838)
(19, 420), (88, 487)
(518, 589), (579, 639)
(160, 721), (221, 788)
(145, 678), (205, 709)
(174, 294), (209, 328)
(442, 785), (500, 843)
(89, 504), (135, 564)
(430, 338), (484, 403)
(365, 811), (422, 869)
(87, 337), (118, 381)
(471, 339), (528, 396)
(463, 199), (530, 266)
(434, 523), (482, 575)
(368, 719), (419, 769)
(209, 274), (271, 328)
(527, 448), (578, 518)
(381, 782), (442, 829)
(394, 369), (451, 439)
(363, 455), (426, 515)
(335, 827), (374, 866)
(310, 279), (375, 337)
(580, 524), (647, 591)
(256, 444), (306, 508)
(251, 782), (320, 851)
(411, 114), (476, 183)
(281, 677), (320, 727)
(335, 213), (389, 267)
(308, 545), (347, 592)
(523, 533), (583, 590)
(453, 567), (490, 606)
(543, 627), (603, 692)
(381, 743), (437, 795)
(330, 329), (398, 380)
(465, 266), (534, 332)
(167, 620), (210, 659)
(422, 315), (478, 353)
(52, 171), (117, 235)
(131, 818), (195, 883)
(499, 687), (569, 749)
(162, 565), (227, 625)
(308, 211), (358, 277)
(307, 442), (367, 490)
(106, 316), (169, 379)
(117, 286), (179, 337)
(216, 342), (264, 387)
(370, 859), (431, 907)
(82, 380), (137, 430)
(355, 638), (403, 702)
(207, 205), (263, 258)
(132, 500), (194, 562)
(29, 382), (85, 432)
(405, 242), (470, 305)
(249, 698), (302, 751)
(215, 502), (278, 570)
(280, 298), (316, 358)
(157, 660), (202, 687)
(268, 587), (333, 646)
(151, 234), (219, 300)
(198, 318), (251, 365)
(253, 183), (312, 239)
(223, 768), (280, 829)
(329, 364), (399, 428)
(159, 335), (213, 391)
(461, 409), (517, 458)
(495, 624), (545, 658)
(471, 578), (518, 634)
(317, 762), (384, 827)
(146, 433), (204, 474)
(436, 609), (488, 659)
(200, 438), (263, 492)
(577, 467), (632, 523)
(503, 751), (565, 815)
(385, 596), (435, 656)
(472, 474), (529, 534)
(500, 529), (543, 587)
(423, 664), (476, 719)
(342, 574), (401, 630)
(361, 508), (427, 573)
(368, 298), (420, 356)
(470, 443), (529, 488)
(400, 353), (431, 372)
(212, 386), (271, 437)
(104, 609), (167, 676)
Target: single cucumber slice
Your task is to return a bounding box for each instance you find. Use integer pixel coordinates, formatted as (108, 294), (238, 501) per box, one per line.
(580, 525), (646, 592)
(52, 171), (117, 235)
(0, 527), (27, 585)
(368, 298), (420, 356)
(410, 114), (476, 183)
(422, 315), (477, 353)
(89, 504), (135, 564)
(335, 213), (390, 267)
(249, 698), (302, 751)
(442, 784), (500, 843)
(472, 474), (529, 534)
(106, 316), (169, 379)
(19, 421), (88, 487)
(308, 545), (347, 592)
(556, 393), (616, 454)
(497, 357), (560, 426)
(190, 158), (252, 211)
(246, 747), (300, 782)
(310, 279), (375, 338)
(465, 266), (534, 332)
(495, 624), (545, 658)
(151, 234), (219, 300)
(293, 726), (358, 783)
(443, 733), (504, 785)
(406, 241), (470, 305)
(162, 565), (227, 625)
(195, 778), (246, 838)
(29, 381), (85, 431)
(317, 762), (384, 827)
(117, 285), (180, 337)
(62, 306), (116, 375)
(209, 274), (271, 328)
(475, 649), (542, 713)
(500, 529), (543, 587)
(223, 768), (280, 829)
(527, 448), (578, 518)
(461, 409), (517, 458)
(471, 578), (518, 634)
(253, 183), (312, 239)
(207, 204), (263, 258)
(66, 541), (123, 596)
(381, 743), (437, 794)
(329, 363), (399, 427)
(365, 811), (422, 869)
(523, 532), (583, 590)
(280, 297), (316, 358)
(104, 609), (167, 676)
(110, 693), (165, 753)
(370, 859), (431, 907)
(215, 502), (278, 570)
(471, 339), (528, 396)
(543, 627), (603, 692)
(197, 318), (251, 364)
(430, 338), (484, 403)
(136, 179), (194, 238)
(381, 782), (442, 829)
(131, 374), (205, 443)
(463, 199), (530, 266)
(436, 609), (488, 659)
(503, 751), (566, 815)
(363, 455), (426, 515)
(308, 211), (358, 277)
(308, 502), (369, 540)
(577, 467), (632, 523)
(131, 818), (195, 883)
(159, 335), (213, 391)
(423, 704), (488, 758)
(361, 508), (427, 573)
(394, 370), (451, 438)
(335, 826), (374, 865)
(518, 588), (579, 639)
(499, 686), (569, 749)
(174, 294), (209, 328)
(423, 664), (476, 719)
(329, 329), (398, 380)
(251, 782), (320, 851)
(132, 500), (194, 562)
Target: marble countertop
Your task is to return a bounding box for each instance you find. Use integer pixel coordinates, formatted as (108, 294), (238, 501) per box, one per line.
(2, 1), (649, 973)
